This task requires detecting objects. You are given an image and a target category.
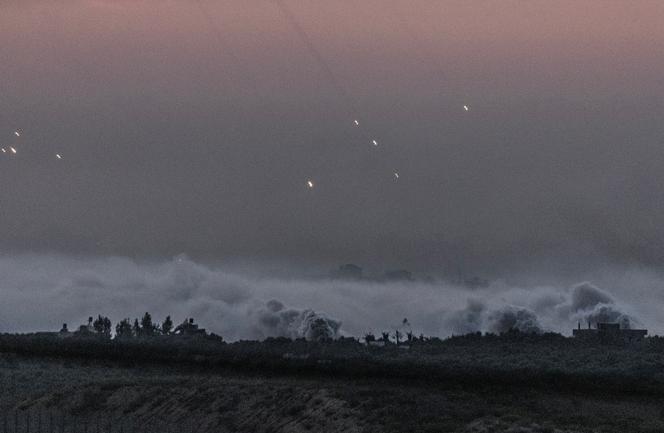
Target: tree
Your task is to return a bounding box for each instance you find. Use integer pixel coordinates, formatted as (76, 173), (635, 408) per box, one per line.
(381, 332), (390, 343)
(394, 329), (402, 345)
(132, 318), (141, 337)
(162, 316), (173, 335)
(93, 315), (112, 338)
(140, 312), (155, 336)
(115, 319), (133, 338)
(364, 332), (376, 343)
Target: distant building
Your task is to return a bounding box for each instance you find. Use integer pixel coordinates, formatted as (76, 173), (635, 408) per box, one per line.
(573, 322), (647, 343)
(174, 318), (207, 337)
(75, 317), (94, 336)
(384, 270), (413, 281)
(33, 323), (73, 339)
(334, 264), (363, 280)
(367, 340), (386, 347)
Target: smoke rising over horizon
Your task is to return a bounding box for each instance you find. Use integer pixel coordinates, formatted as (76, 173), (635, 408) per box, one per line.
(0, 254), (661, 340)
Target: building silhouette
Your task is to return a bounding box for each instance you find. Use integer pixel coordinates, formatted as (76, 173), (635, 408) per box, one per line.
(573, 322), (647, 343)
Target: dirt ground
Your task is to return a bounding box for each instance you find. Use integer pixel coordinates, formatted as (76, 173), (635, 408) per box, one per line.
(1, 353), (662, 433)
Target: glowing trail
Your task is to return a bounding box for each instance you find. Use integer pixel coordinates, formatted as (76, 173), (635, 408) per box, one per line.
(306, 180), (314, 188)
(1, 148), (5, 153)
(354, 120), (359, 126)
(14, 131), (20, 137)
(463, 105), (470, 111)
(394, 172), (399, 179)
(372, 139), (378, 146)
(9, 147), (16, 154)
(56, 154), (62, 159)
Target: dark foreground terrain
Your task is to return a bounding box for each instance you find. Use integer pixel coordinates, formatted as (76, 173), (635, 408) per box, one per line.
(2, 333), (664, 432)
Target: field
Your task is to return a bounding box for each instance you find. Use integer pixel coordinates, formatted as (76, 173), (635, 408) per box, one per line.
(1, 333), (664, 432)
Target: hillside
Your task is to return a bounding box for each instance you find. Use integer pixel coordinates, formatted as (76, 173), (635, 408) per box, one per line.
(2, 333), (664, 432)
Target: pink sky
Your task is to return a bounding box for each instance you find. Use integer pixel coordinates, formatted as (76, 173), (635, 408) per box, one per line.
(1, 1), (663, 106)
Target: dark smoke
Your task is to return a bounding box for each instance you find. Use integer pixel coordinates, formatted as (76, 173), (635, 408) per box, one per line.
(253, 299), (341, 341)
(487, 306), (542, 334)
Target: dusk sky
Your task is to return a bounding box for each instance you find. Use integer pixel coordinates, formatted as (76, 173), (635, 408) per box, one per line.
(1, 1), (664, 278)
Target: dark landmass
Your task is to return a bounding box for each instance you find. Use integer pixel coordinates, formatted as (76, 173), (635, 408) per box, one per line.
(2, 332), (664, 432)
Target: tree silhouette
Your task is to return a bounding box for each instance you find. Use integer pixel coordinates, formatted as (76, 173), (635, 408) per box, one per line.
(394, 329), (402, 345)
(93, 315), (112, 338)
(162, 315), (174, 335)
(115, 319), (133, 338)
(140, 312), (156, 336)
(132, 318), (141, 337)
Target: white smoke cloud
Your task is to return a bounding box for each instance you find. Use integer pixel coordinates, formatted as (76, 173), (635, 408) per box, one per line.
(0, 254), (660, 340)
(570, 282), (614, 312)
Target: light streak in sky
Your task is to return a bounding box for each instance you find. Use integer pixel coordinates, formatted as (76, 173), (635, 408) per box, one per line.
(9, 147), (17, 154)
(394, 172), (399, 179)
(354, 119), (359, 126)
(56, 154), (62, 159)
(463, 105), (470, 111)
(372, 139), (378, 146)
(14, 131), (20, 137)
(306, 180), (314, 188)
(275, 0), (352, 108)
(1, 148), (5, 153)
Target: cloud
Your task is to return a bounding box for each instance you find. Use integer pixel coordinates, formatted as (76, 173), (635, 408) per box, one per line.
(445, 299), (485, 335)
(0, 254), (658, 340)
(445, 301), (542, 335)
(570, 282), (614, 311)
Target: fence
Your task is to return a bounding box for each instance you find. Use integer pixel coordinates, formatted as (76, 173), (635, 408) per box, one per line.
(0, 410), (205, 433)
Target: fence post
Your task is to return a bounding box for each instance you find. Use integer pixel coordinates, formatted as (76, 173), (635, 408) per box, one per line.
(26, 411), (30, 433)
(37, 410), (41, 433)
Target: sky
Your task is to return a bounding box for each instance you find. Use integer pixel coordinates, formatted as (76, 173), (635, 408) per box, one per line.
(1, 2), (664, 335)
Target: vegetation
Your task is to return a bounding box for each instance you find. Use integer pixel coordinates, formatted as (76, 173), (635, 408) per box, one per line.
(3, 319), (664, 432)
(4, 325), (664, 398)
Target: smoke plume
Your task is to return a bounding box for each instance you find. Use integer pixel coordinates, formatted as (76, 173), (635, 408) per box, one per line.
(0, 254), (660, 340)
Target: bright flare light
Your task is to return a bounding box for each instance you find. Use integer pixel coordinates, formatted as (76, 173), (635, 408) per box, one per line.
(56, 154), (62, 159)
(394, 172), (399, 179)
(463, 105), (470, 111)
(372, 139), (378, 146)
(306, 180), (314, 188)
(9, 147), (17, 154)
(354, 119), (359, 126)
(1, 148), (5, 153)
(14, 131), (20, 137)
